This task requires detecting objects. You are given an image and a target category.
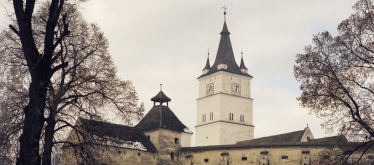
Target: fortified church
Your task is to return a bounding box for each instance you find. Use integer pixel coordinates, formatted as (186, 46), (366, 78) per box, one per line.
(63, 10), (361, 165)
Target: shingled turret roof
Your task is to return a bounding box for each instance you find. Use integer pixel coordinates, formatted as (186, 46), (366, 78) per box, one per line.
(151, 91), (171, 103)
(198, 17), (252, 78)
(203, 53), (210, 70)
(135, 106), (192, 134)
(240, 52), (248, 70)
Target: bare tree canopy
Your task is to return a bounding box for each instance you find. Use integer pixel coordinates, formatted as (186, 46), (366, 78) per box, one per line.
(295, 0), (374, 163)
(0, 1), (144, 165)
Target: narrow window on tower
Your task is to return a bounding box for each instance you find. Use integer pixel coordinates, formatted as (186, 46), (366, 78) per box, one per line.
(202, 114), (206, 122)
(212, 112), (213, 120)
(243, 115), (244, 122)
(232, 113), (234, 120)
(229, 113), (231, 120)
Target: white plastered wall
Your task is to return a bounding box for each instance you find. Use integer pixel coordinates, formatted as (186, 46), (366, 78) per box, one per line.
(181, 132), (192, 147)
(196, 71), (254, 146)
(195, 122), (220, 146)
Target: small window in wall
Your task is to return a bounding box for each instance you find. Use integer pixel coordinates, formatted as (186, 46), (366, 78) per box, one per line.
(204, 158), (209, 162)
(171, 152), (174, 160)
(260, 151), (269, 155)
(175, 138), (179, 144)
(282, 155), (288, 159)
(229, 113), (233, 120)
(242, 157), (247, 161)
(240, 115), (244, 122)
(138, 153), (140, 156)
(202, 114), (206, 122)
(147, 135), (150, 139)
(210, 112), (213, 120)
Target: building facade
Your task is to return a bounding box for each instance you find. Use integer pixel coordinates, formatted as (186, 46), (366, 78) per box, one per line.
(196, 11), (254, 147)
(62, 12), (374, 165)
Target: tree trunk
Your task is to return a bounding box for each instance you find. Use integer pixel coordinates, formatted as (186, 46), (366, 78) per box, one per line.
(17, 76), (49, 165)
(42, 112), (57, 165)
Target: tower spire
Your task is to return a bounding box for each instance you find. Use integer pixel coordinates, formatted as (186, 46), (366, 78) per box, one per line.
(223, 5), (227, 22)
(197, 8), (252, 79)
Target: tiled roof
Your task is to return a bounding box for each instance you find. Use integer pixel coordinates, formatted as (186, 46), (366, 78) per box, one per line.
(198, 21), (252, 79)
(151, 91), (171, 103)
(308, 135), (348, 144)
(240, 56), (247, 70)
(203, 56), (210, 70)
(135, 106), (192, 133)
(79, 118), (157, 152)
(236, 130), (305, 145)
(181, 135), (351, 152)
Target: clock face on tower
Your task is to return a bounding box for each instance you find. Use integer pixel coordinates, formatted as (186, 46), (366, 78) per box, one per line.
(231, 82), (241, 96)
(206, 83), (214, 96)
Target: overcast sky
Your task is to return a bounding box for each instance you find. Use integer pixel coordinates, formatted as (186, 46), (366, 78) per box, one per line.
(0, 0), (358, 146)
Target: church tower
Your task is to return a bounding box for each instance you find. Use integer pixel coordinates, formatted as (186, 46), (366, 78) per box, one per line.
(195, 9), (254, 146)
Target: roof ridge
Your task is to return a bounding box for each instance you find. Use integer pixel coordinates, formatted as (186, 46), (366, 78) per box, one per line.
(255, 130), (305, 139)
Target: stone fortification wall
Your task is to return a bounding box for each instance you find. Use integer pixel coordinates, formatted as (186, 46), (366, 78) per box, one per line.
(180, 146), (331, 165)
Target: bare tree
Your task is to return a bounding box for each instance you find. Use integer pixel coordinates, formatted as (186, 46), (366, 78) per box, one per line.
(0, 1), (144, 165)
(294, 0), (374, 163)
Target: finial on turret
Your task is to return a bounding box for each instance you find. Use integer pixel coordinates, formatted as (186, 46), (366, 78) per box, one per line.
(241, 48), (243, 58)
(208, 48), (209, 57)
(223, 5), (227, 22)
(160, 84), (162, 91)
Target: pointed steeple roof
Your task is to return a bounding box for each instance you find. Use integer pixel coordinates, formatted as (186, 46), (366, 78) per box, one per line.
(199, 12), (252, 78)
(203, 50), (210, 70)
(240, 51), (248, 70)
(220, 22), (230, 35)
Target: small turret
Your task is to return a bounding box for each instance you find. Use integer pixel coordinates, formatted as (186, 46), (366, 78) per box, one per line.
(240, 50), (248, 73)
(151, 84), (171, 107)
(202, 49), (211, 74)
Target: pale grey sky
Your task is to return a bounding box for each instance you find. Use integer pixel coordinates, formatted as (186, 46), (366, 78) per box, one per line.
(0, 0), (358, 146)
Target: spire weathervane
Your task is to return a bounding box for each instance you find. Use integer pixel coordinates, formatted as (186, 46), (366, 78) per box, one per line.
(223, 5), (227, 22)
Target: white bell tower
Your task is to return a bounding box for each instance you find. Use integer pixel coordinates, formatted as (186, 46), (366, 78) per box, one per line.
(195, 9), (254, 146)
